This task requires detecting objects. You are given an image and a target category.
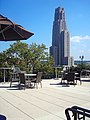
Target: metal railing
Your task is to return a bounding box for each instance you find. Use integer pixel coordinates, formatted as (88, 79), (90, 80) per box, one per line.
(65, 106), (90, 120)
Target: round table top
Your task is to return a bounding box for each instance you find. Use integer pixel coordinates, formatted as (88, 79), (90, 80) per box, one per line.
(0, 67), (11, 70)
(25, 74), (36, 76)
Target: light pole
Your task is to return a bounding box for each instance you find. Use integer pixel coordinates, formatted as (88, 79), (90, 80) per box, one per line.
(79, 56), (84, 69)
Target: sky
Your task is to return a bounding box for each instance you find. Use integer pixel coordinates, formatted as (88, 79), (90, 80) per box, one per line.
(0, 0), (90, 61)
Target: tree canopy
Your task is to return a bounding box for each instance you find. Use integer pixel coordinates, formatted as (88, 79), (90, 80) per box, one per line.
(0, 41), (54, 74)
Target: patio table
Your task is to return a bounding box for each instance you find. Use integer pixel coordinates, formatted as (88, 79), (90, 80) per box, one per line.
(25, 74), (37, 87)
(25, 73), (36, 80)
(25, 73), (36, 77)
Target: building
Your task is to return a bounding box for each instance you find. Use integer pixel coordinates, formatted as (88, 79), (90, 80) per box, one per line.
(50, 7), (70, 67)
(69, 56), (74, 67)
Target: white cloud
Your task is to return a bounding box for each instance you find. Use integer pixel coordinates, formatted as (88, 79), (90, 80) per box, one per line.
(70, 35), (90, 42)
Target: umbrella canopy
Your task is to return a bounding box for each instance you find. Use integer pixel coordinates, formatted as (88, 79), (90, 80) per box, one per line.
(0, 14), (34, 41)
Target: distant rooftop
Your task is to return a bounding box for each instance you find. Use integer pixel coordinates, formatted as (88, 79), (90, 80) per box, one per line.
(74, 60), (90, 65)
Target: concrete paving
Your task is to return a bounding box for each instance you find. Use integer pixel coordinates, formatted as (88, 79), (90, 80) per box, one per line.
(0, 78), (90, 120)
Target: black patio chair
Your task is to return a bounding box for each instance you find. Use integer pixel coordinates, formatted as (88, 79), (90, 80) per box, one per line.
(61, 72), (68, 83)
(65, 106), (90, 120)
(75, 71), (82, 85)
(10, 67), (21, 87)
(18, 73), (26, 89)
(31, 72), (42, 88)
(66, 72), (76, 86)
(10, 72), (20, 87)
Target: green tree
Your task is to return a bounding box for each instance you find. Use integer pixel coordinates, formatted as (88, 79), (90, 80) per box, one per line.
(0, 52), (8, 67)
(24, 43), (54, 74)
(0, 41), (54, 74)
(4, 41), (28, 71)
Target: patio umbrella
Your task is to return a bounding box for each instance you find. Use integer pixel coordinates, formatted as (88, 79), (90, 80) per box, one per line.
(0, 14), (34, 41)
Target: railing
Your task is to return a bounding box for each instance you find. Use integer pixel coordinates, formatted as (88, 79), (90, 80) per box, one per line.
(65, 106), (90, 120)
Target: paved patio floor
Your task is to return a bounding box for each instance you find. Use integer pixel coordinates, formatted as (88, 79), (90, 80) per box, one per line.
(0, 78), (90, 120)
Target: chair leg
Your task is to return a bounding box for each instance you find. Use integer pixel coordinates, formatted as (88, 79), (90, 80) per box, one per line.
(33, 83), (35, 87)
(36, 83), (38, 89)
(74, 81), (75, 87)
(61, 79), (62, 83)
(24, 84), (26, 90)
(40, 82), (42, 88)
(76, 80), (77, 84)
(19, 84), (21, 90)
(10, 82), (12, 87)
(18, 81), (21, 89)
(80, 79), (82, 85)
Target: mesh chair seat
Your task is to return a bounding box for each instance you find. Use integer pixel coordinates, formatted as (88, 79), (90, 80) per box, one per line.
(31, 72), (42, 88)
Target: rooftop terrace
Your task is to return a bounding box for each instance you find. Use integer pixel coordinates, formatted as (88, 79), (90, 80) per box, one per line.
(0, 78), (90, 120)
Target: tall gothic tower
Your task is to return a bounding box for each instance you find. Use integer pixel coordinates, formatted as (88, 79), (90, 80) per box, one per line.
(50, 7), (70, 66)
